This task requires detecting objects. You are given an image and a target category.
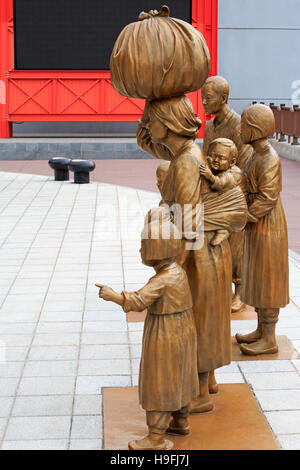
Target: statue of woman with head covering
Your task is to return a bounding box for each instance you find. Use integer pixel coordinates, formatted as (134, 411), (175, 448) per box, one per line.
(137, 95), (235, 412)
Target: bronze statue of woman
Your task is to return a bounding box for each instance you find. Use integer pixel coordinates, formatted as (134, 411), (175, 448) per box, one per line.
(236, 104), (289, 355)
(137, 95), (234, 412)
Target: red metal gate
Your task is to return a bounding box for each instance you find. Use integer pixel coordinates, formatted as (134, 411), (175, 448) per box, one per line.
(0, 0), (218, 138)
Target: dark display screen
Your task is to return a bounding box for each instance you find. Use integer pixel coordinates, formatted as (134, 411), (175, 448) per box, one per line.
(14, 0), (192, 70)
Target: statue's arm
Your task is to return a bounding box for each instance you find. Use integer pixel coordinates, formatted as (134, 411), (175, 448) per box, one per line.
(121, 276), (165, 312)
(136, 122), (173, 161)
(248, 158), (280, 220)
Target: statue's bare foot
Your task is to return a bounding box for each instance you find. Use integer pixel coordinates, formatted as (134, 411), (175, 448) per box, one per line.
(235, 329), (261, 344)
(231, 294), (246, 313)
(209, 370), (218, 394)
(128, 434), (167, 450)
(188, 396), (214, 414)
(167, 418), (190, 436)
(239, 338), (278, 356)
(210, 230), (230, 246)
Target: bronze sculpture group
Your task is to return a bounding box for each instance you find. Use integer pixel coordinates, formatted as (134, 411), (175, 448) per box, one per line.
(96, 6), (289, 450)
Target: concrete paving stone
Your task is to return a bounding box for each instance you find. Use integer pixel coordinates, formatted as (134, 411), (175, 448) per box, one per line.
(0, 260), (23, 267)
(130, 344), (142, 359)
(230, 320), (257, 331)
(0, 397), (14, 417)
(0, 302), (42, 314)
(0, 280), (15, 289)
(0, 313), (39, 324)
(73, 394), (102, 416)
(75, 375), (131, 394)
(0, 335), (32, 347)
(78, 359), (131, 376)
(80, 344), (130, 360)
(1, 439), (68, 450)
(11, 278), (50, 289)
(277, 434), (300, 450)
(290, 288), (300, 296)
(54, 259), (89, 267)
(83, 310), (125, 322)
(82, 321), (127, 333)
(216, 363), (241, 374)
(292, 340), (300, 353)
(9, 286), (49, 297)
(36, 322), (81, 334)
(255, 390), (300, 411)
(69, 439), (103, 450)
(39, 311), (83, 322)
(18, 376), (76, 396)
(292, 297), (300, 308)
(28, 345), (78, 361)
(238, 360), (295, 373)
(244, 372), (300, 390)
(12, 395), (73, 417)
(55, 265), (89, 273)
(0, 362), (24, 378)
(132, 375), (139, 386)
(47, 286), (86, 295)
(42, 301), (84, 312)
(266, 411), (300, 434)
(292, 360), (300, 371)
(0, 418), (7, 440)
(0, 378), (19, 396)
(32, 333), (80, 347)
(23, 360), (77, 377)
(17, 270), (51, 284)
(214, 372), (245, 384)
(70, 415), (103, 440)
(18, 265), (54, 274)
(0, 274), (16, 282)
(5, 416), (71, 440)
(277, 320), (300, 330)
(1, 347), (29, 362)
(0, 323), (36, 335)
(81, 332), (128, 345)
(131, 358), (140, 375)
(129, 331), (143, 344)
(5, 294), (45, 303)
(51, 271), (88, 280)
(128, 322), (144, 332)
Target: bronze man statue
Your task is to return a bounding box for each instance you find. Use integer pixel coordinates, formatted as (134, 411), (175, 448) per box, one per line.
(202, 75), (252, 313)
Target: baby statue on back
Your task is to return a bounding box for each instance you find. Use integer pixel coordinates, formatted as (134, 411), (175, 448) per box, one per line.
(199, 137), (247, 246)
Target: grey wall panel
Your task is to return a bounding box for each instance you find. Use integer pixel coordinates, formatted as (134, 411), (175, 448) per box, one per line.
(219, 0), (300, 29)
(218, 29), (300, 104)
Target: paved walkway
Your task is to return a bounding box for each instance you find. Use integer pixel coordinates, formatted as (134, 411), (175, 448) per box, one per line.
(0, 171), (300, 450)
(0, 155), (299, 253)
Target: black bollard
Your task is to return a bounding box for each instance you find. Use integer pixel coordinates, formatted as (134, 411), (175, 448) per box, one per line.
(48, 157), (72, 181)
(69, 159), (96, 184)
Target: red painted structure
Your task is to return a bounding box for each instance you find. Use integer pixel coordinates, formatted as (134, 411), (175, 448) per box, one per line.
(0, 0), (218, 139)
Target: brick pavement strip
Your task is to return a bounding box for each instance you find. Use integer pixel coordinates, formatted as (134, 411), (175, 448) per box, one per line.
(0, 172), (300, 449)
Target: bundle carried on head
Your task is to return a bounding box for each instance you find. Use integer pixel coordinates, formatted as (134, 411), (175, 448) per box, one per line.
(110, 5), (211, 100)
